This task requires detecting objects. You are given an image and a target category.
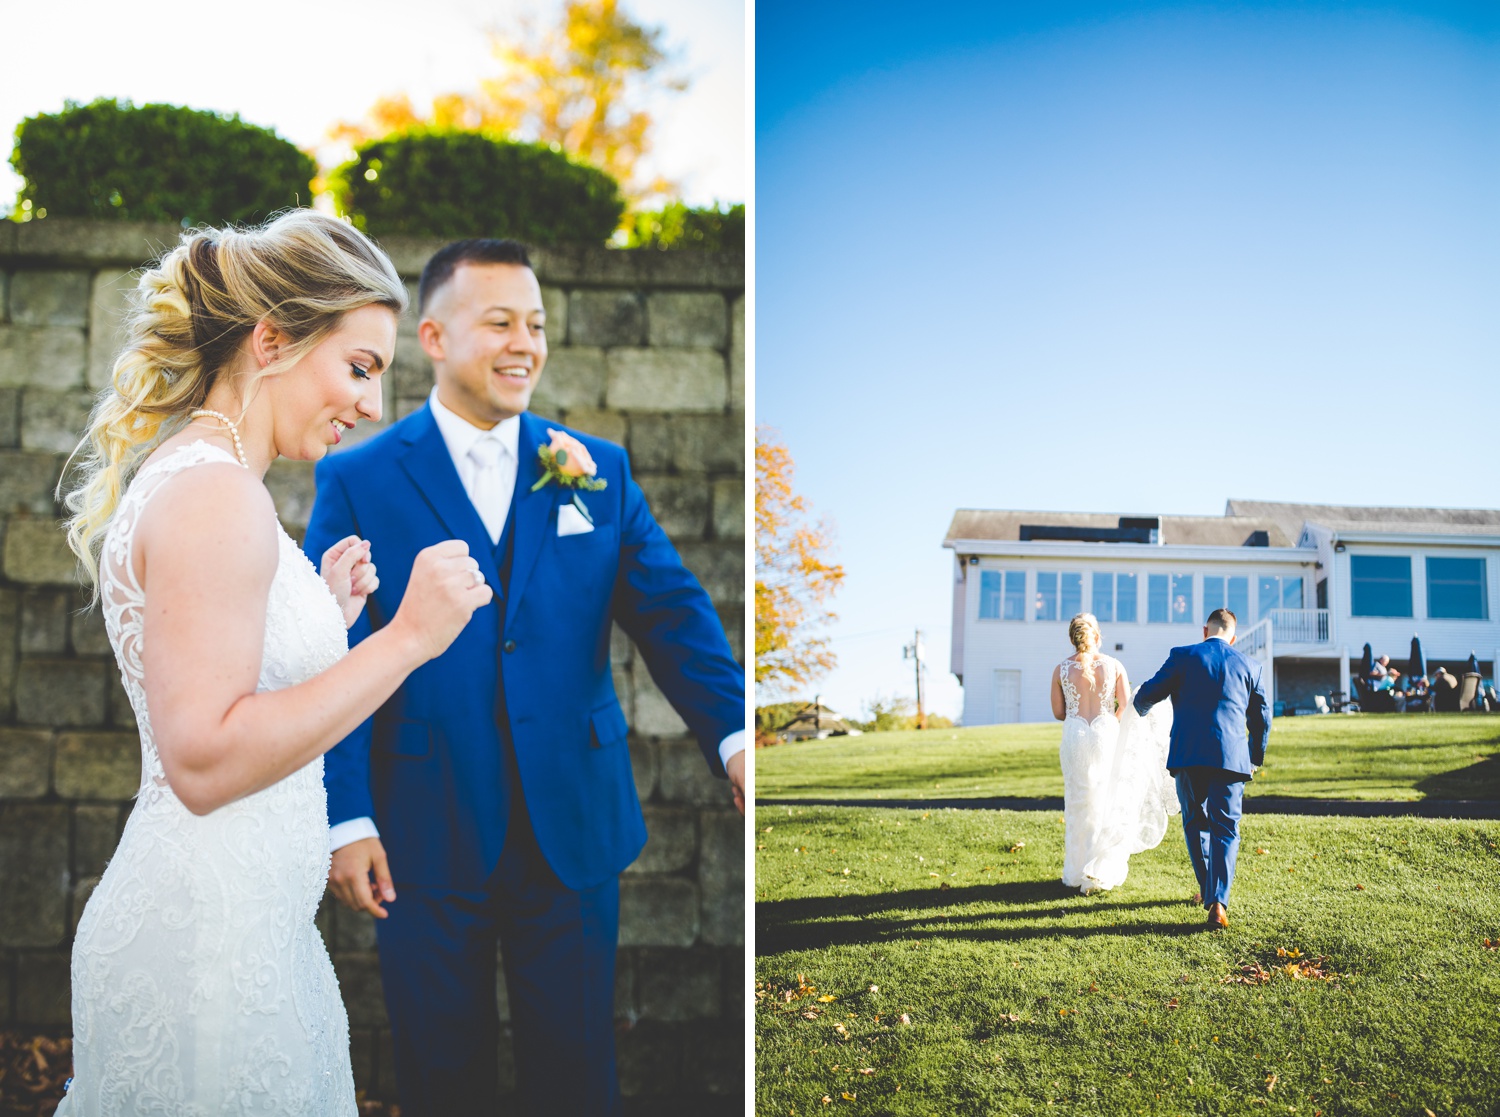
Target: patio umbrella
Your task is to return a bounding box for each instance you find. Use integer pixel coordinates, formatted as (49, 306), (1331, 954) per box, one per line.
(1467, 652), (1481, 676)
(1360, 643), (1373, 678)
(1408, 636), (1426, 681)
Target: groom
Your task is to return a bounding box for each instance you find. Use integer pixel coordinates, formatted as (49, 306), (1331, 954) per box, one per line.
(1133, 608), (1269, 930)
(303, 238), (745, 1116)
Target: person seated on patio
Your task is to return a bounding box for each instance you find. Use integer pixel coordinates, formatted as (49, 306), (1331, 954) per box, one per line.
(1480, 680), (1500, 712)
(1368, 655), (1391, 682)
(1372, 667), (1398, 692)
(1432, 667), (1460, 711)
(1408, 675), (1433, 712)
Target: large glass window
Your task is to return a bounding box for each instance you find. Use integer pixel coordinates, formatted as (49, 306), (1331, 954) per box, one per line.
(1257, 574), (1305, 618)
(1060, 572), (1083, 618)
(1116, 573), (1138, 622)
(979, 570), (1027, 620)
(1148, 574), (1170, 623)
(1034, 572), (1057, 621)
(1035, 571), (1083, 621)
(1203, 575), (1250, 623)
(1350, 555), (1413, 617)
(1427, 557), (1488, 620)
(1171, 573), (1194, 624)
(1092, 572), (1114, 622)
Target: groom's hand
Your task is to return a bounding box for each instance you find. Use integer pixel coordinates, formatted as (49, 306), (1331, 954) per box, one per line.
(726, 750), (745, 815)
(329, 836), (397, 918)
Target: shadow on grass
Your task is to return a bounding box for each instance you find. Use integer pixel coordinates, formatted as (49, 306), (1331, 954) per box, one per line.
(1416, 751), (1500, 800)
(758, 879), (1202, 952)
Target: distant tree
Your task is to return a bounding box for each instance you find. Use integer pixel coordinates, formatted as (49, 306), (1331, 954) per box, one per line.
(330, 0), (685, 204)
(849, 695), (915, 734)
(755, 427), (844, 695)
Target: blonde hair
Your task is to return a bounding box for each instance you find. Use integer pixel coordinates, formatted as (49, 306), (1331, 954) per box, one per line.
(1068, 612), (1103, 681)
(62, 210), (407, 593)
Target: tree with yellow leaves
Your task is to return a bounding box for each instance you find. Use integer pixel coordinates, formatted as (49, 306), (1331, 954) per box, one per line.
(330, 0), (684, 204)
(756, 427), (845, 694)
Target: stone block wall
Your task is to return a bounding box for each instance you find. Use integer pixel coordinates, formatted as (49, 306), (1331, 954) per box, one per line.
(0, 220), (746, 1112)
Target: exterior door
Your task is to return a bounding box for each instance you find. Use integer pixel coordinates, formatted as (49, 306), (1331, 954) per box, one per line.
(993, 669), (1022, 724)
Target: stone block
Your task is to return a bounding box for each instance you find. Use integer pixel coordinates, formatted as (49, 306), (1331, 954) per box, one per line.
(0, 955), (11, 1025)
(626, 807), (696, 875)
(541, 284), (567, 343)
(676, 541), (744, 606)
(333, 952), (389, 1028)
(646, 292), (728, 350)
(729, 296), (744, 406)
(697, 810), (744, 947)
(615, 1020), (683, 1096)
(0, 803), (70, 947)
(628, 413), (743, 474)
(496, 1026), (516, 1094)
(710, 479), (744, 541)
(721, 945), (744, 1019)
(635, 948), (722, 1022)
(717, 608), (745, 666)
(20, 588), (70, 654)
(611, 621), (634, 665)
(0, 386), (18, 446)
(109, 670), (138, 730)
(632, 669), (688, 737)
(17, 660), (107, 728)
(21, 389), (93, 453)
(558, 407), (627, 446)
(54, 731), (138, 798)
(395, 396), (425, 421)
(658, 739), (726, 807)
(391, 330), (433, 402)
(9, 270), (90, 327)
(606, 349), (726, 413)
(375, 1027), (399, 1098)
(70, 598), (111, 656)
(9, 219), (184, 268)
(0, 728), (52, 798)
(348, 1029), (376, 1097)
(0, 450), (64, 515)
(0, 590), (16, 721)
(3, 518), (78, 584)
(14, 951), (71, 1026)
(569, 290), (644, 347)
(334, 907), (378, 952)
(0, 269), (7, 321)
(531, 346), (607, 412)
(614, 949), (637, 1022)
(618, 878), (698, 947)
(677, 1022), (743, 1097)
(636, 475), (710, 540)
(0, 326), (88, 390)
(264, 459), (318, 532)
(71, 876), (100, 937)
(74, 803), (123, 879)
(87, 268), (136, 389)
(494, 944), (511, 1022)
(628, 737), (658, 802)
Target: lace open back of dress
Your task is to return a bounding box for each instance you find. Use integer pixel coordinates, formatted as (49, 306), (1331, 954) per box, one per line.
(1059, 655), (1118, 722)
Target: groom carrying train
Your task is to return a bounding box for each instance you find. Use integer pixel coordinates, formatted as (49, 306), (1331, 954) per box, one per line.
(1133, 608), (1270, 930)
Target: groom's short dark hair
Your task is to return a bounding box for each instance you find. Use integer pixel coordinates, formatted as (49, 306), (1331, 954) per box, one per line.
(1206, 608), (1237, 633)
(419, 238), (534, 314)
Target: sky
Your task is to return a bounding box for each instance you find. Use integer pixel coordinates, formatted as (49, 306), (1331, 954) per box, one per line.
(0, 0), (744, 210)
(755, 1), (1500, 721)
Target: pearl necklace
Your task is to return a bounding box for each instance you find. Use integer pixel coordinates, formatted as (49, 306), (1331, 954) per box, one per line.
(189, 408), (249, 469)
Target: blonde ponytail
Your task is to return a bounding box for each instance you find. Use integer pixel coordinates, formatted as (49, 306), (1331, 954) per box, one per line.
(62, 211), (407, 594)
(1068, 612), (1103, 683)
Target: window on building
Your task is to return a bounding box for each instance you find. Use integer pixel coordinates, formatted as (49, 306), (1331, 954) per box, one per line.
(1092, 572), (1114, 622)
(1035, 572), (1057, 621)
(1257, 574), (1305, 618)
(979, 570), (1027, 620)
(1116, 573), (1138, 623)
(1148, 574), (1169, 623)
(1060, 572), (1083, 618)
(1033, 571), (1084, 621)
(1426, 557), (1488, 620)
(1171, 573), (1194, 624)
(1203, 575), (1250, 623)
(1350, 555), (1413, 617)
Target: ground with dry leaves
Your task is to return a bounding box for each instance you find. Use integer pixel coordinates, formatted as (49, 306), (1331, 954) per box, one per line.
(755, 713), (1500, 803)
(754, 805), (1500, 1116)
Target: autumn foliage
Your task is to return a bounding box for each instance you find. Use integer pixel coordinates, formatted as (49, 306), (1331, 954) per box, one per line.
(755, 427), (844, 694)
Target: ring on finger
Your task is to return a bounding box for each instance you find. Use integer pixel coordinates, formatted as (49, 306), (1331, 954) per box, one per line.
(471, 568), (485, 587)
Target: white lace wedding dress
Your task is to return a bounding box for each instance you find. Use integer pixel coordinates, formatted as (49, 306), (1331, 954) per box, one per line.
(57, 442), (358, 1116)
(1057, 654), (1177, 893)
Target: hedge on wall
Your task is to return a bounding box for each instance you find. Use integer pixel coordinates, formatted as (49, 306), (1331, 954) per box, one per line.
(330, 131), (625, 246)
(625, 202), (745, 251)
(9, 99), (316, 225)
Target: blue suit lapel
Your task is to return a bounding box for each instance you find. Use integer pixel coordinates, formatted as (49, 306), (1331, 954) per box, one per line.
(505, 413), (556, 627)
(396, 405), (501, 589)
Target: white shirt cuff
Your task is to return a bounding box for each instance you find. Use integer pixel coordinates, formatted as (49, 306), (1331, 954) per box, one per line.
(329, 816), (380, 853)
(718, 730), (745, 769)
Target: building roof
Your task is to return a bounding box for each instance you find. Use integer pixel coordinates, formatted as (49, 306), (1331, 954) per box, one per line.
(944, 510), (1294, 548)
(1225, 500), (1500, 542)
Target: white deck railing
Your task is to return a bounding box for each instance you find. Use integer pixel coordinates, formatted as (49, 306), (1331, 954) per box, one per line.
(1235, 617), (1275, 709)
(1268, 608), (1332, 644)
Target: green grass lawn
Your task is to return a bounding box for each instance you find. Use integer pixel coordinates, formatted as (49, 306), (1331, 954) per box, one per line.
(754, 715), (1500, 803)
(755, 805), (1500, 1116)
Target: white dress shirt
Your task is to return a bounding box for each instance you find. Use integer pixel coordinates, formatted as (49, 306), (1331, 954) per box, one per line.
(329, 390), (744, 853)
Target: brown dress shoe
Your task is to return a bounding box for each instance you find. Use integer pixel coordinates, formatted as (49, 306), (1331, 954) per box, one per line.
(1206, 903), (1229, 930)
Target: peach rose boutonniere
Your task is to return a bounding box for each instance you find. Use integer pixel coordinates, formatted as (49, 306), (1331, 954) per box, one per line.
(531, 428), (608, 523)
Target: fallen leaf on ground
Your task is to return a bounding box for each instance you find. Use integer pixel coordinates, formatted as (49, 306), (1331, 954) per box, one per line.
(1266, 1074), (1278, 1094)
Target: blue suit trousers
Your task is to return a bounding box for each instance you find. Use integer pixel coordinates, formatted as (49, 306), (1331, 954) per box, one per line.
(1174, 769), (1245, 910)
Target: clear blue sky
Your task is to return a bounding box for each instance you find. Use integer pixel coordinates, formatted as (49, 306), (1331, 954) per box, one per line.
(755, 1), (1500, 720)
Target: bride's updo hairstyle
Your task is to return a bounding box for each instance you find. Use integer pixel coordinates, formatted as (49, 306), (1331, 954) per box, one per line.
(1068, 612), (1103, 680)
(63, 210), (407, 594)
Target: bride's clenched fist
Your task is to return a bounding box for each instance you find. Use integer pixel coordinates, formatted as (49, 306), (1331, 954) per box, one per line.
(390, 539), (492, 661)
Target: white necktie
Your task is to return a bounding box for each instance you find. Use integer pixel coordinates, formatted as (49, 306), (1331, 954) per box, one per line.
(467, 435), (510, 544)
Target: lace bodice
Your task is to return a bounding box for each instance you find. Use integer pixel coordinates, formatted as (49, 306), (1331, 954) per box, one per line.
(60, 440), (358, 1116)
(1058, 654), (1122, 722)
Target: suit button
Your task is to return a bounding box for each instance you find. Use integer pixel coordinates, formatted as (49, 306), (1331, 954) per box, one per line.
(503, 639), (517, 653)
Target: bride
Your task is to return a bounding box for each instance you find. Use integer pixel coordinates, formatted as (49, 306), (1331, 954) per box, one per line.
(1050, 613), (1177, 894)
(54, 211), (492, 1115)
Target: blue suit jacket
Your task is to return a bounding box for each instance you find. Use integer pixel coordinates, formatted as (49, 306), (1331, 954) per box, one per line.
(1132, 637), (1270, 778)
(303, 405), (744, 891)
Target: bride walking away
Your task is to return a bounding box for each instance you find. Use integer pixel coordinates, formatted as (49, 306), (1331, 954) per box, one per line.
(1051, 613), (1177, 894)
(54, 210), (491, 1115)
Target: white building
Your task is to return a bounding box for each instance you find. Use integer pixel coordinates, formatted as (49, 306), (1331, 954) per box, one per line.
(945, 501), (1500, 725)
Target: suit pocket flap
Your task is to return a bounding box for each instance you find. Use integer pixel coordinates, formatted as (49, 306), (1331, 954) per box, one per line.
(381, 719), (432, 757)
(589, 704), (629, 749)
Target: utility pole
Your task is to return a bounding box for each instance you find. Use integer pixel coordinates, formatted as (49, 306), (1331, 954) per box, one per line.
(813, 694), (820, 733)
(902, 628), (927, 729)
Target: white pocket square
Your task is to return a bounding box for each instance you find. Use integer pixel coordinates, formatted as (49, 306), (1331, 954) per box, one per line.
(557, 503), (595, 536)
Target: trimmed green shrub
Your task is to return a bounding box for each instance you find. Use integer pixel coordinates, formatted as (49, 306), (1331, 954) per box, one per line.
(9, 98), (315, 225)
(329, 131), (624, 246)
(624, 201), (744, 251)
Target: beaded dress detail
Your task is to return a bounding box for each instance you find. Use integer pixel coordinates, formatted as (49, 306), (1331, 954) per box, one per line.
(58, 441), (357, 1116)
